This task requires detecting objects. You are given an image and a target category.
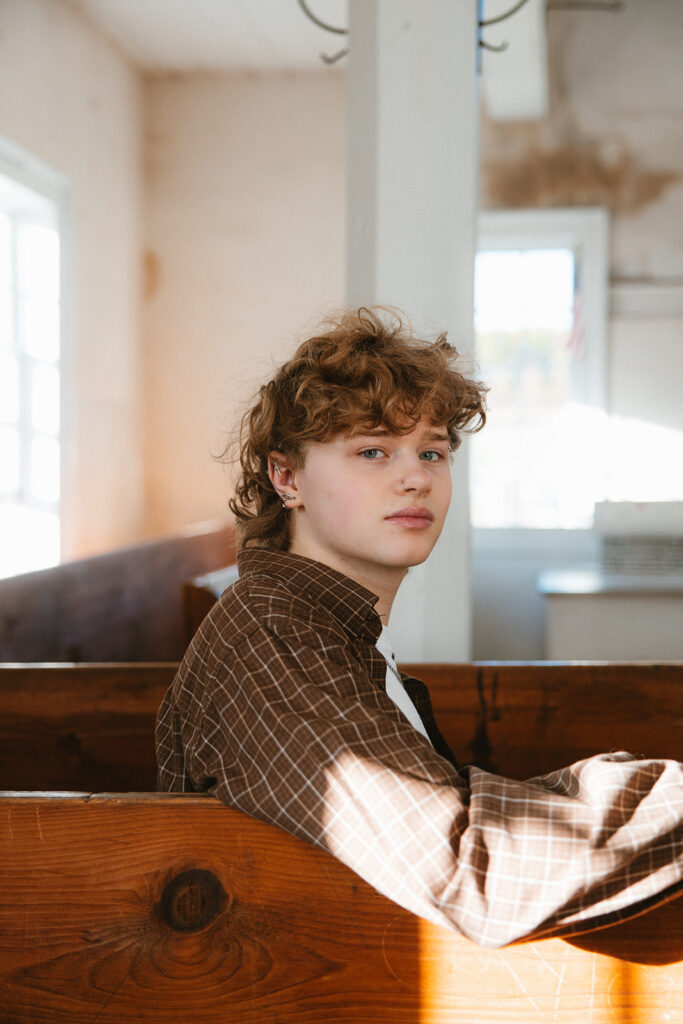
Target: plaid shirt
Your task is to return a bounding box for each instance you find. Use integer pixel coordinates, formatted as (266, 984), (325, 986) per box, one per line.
(156, 547), (683, 948)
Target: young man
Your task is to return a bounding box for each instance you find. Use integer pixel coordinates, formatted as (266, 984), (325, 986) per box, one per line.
(156, 307), (682, 948)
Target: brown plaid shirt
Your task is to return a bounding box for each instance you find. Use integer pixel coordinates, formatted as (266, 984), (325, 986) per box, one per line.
(156, 547), (683, 947)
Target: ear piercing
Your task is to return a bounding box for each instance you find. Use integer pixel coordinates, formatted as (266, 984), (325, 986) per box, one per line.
(273, 464), (293, 506)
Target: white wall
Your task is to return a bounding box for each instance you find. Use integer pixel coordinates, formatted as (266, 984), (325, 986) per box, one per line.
(0, 0), (144, 559)
(141, 71), (346, 536)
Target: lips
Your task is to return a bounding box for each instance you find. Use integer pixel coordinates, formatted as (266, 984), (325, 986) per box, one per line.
(385, 506), (434, 528)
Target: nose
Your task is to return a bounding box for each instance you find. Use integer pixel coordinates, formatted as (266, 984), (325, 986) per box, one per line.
(397, 455), (432, 495)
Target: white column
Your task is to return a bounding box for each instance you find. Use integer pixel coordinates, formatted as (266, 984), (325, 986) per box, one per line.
(347, 0), (481, 661)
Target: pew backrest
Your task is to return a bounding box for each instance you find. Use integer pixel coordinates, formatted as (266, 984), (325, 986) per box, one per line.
(1, 662), (681, 791)
(0, 663), (174, 790)
(0, 520), (236, 661)
(1, 792), (681, 1023)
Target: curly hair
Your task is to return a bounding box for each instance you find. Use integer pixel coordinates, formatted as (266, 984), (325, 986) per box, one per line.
(227, 307), (487, 551)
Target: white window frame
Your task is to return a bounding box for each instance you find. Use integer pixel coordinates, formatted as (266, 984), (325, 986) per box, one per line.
(474, 206), (609, 530)
(478, 206), (608, 412)
(0, 134), (71, 561)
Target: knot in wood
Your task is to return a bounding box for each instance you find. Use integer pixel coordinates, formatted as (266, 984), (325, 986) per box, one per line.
(160, 869), (227, 933)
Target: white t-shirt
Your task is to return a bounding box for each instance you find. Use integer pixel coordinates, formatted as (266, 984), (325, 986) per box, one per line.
(375, 625), (432, 745)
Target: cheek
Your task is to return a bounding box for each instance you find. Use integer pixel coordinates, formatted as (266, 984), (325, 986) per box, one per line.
(303, 474), (355, 528)
(435, 471), (453, 517)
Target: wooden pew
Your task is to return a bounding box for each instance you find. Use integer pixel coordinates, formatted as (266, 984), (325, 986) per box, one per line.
(1, 792), (681, 1022)
(1, 662), (681, 789)
(1, 661), (682, 1020)
(0, 663), (174, 791)
(0, 519), (236, 662)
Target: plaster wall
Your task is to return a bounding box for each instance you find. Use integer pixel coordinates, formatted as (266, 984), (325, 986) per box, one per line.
(141, 71), (346, 536)
(0, 0), (144, 559)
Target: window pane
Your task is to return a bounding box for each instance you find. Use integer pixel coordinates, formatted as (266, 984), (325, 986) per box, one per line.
(475, 249), (574, 333)
(0, 213), (11, 352)
(19, 293), (59, 362)
(0, 212), (10, 282)
(0, 425), (20, 492)
(17, 223), (59, 303)
(0, 502), (59, 578)
(30, 434), (60, 503)
(31, 362), (60, 435)
(472, 247), (602, 529)
(17, 221), (60, 362)
(0, 288), (11, 351)
(0, 353), (20, 423)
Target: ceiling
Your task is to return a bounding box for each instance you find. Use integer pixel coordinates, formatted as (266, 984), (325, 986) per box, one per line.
(71, 0), (547, 119)
(73, 0), (350, 72)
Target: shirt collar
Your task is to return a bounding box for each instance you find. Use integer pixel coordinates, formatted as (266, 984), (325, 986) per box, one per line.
(237, 547), (382, 644)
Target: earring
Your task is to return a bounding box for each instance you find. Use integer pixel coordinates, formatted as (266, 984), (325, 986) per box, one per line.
(281, 493), (294, 508)
(274, 463), (281, 474)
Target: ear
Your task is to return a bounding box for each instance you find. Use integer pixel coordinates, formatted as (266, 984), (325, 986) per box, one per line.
(267, 451), (301, 508)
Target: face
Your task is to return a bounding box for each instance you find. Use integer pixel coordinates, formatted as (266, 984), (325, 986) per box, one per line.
(269, 416), (453, 601)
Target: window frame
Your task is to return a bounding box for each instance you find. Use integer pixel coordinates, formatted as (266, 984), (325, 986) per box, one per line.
(473, 206), (609, 530)
(0, 134), (71, 563)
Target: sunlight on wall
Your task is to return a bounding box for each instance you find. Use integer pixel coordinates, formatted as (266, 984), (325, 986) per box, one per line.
(606, 416), (683, 504)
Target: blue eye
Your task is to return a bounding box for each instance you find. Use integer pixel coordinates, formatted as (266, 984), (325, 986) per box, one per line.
(360, 448), (383, 459)
(420, 450), (442, 462)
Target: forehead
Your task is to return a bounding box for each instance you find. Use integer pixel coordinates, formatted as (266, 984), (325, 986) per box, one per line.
(347, 417), (450, 441)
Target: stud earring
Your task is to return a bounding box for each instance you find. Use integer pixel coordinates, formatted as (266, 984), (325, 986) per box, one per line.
(281, 493), (295, 508)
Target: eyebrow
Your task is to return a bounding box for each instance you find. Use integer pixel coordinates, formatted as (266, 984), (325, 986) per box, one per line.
(353, 428), (450, 443)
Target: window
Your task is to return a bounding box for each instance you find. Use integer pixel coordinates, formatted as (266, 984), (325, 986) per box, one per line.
(0, 140), (68, 578)
(470, 208), (608, 529)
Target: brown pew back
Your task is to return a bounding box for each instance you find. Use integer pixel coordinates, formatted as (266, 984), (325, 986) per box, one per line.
(0, 663), (173, 791)
(0, 520), (236, 662)
(2, 662), (681, 790)
(1, 791), (681, 1023)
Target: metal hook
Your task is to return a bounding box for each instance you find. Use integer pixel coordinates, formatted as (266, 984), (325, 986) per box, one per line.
(478, 0), (532, 54)
(297, 0), (349, 66)
(480, 39), (509, 53)
(297, 0), (348, 36)
(479, 0), (532, 29)
(320, 47), (350, 65)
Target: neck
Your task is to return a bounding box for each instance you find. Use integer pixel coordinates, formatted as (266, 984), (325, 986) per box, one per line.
(359, 570), (404, 625)
(288, 540), (405, 625)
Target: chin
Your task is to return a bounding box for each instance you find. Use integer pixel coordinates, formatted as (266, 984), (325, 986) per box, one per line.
(385, 545), (435, 569)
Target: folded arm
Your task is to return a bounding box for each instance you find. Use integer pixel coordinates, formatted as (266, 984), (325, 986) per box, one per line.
(158, 621), (683, 948)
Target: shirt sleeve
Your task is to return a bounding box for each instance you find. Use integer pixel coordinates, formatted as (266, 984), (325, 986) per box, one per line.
(170, 618), (683, 949)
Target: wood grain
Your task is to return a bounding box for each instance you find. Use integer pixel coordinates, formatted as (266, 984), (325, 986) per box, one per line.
(0, 793), (680, 1023)
(407, 661), (683, 777)
(1, 662), (680, 790)
(0, 664), (175, 790)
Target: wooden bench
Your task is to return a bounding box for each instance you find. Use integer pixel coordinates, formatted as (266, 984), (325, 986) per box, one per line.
(0, 520), (236, 662)
(1, 662), (681, 789)
(1, 792), (681, 1022)
(1, 661), (681, 1020)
